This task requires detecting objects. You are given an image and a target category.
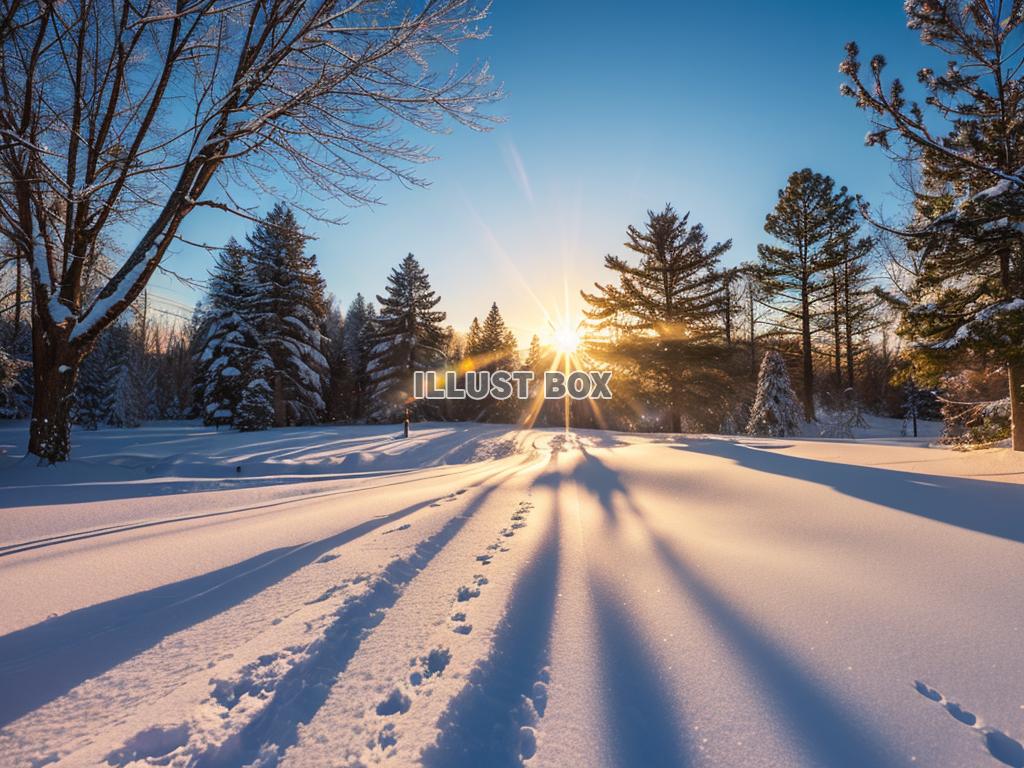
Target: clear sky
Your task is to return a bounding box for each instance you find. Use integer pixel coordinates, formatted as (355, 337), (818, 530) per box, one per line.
(151, 1), (933, 348)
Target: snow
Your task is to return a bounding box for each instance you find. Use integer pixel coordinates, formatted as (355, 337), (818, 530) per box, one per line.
(1, 421), (1023, 767)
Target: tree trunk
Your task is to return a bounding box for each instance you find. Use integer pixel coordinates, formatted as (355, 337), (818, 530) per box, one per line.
(27, 323), (81, 463)
(800, 288), (816, 422)
(1010, 362), (1024, 452)
(670, 411), (682, 433)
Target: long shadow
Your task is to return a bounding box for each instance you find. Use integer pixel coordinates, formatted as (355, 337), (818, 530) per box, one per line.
(196, 479), (509, 768)
(571, 447), (900, 767)
(648, 535), (898, 768)
(533, 446), (630, 527)
(591, 581), (692, 768)
(422, 498), (561, 767)
(674, 439), (1024, 545)
(0, 498), (440, 728)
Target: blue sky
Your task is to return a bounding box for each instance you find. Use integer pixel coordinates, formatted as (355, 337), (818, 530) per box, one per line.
(153, 1), (933, 346)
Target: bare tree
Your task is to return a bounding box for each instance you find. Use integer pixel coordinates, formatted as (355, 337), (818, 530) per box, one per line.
(0, 0), (500, 461)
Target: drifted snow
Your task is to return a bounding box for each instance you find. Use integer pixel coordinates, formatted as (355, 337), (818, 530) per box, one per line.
(0, 421), (1022, 767)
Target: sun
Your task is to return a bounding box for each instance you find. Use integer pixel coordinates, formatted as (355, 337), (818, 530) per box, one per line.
(551, 324), (581, 354)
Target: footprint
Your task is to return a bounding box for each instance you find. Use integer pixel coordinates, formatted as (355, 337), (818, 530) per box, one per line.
(986, 731), (1024, 767)
(420, 647), (452, 678)
(915, 680), (942, 702)
(451, 612), (466, 622)
(946, 701), (977, 726)
(453, 624), (473, 635)
(377, 723), (398, 749)
(316, 554), (339, 564)
(455, 489), (467, 495)
(376, 689), (411, 716)
(105, 724), (190, 766)
(915, 680), (1024, 767)
(456, 585), (480, 602)
(476, 554), (493, 565)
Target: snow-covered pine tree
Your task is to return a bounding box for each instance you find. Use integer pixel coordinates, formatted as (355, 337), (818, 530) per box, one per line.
(0, 347), (26, 420)
(193, 239), (272, 426)
(842, 4), (1024, 449)
(107, 319), (148, 428)
(248, 204), (329, 426)
(343, 294), (377, 421)
(368, 254), (448, 421)
(75, 325), (118, 428)
(234, 378), (275, 431)
(746, 350), (804, 437)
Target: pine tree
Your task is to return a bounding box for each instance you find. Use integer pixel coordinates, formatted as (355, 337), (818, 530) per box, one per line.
(582, 204), (733, 431)
(463, 302), (519, 422)
(0, 347), (25, 420)
(465, 317), (483, 359)
(75, 323), (124, 427)
(193, 239), (272, 426)
(368, 254), (448, 421)
(343, 294), (377, 421)
(522, 333), (557, 427)
(323, 298), (350, 422)
(842, 4), (1024, 450)
(234, 378), (275, 431)
(248, 204), (329, 426)
(746, 350), (803, 437)
(756, 169), (858, 422)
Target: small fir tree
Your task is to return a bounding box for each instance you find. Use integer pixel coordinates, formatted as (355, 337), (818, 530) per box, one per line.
(234, 378), (276, 432)
(746, 350), (804, 437)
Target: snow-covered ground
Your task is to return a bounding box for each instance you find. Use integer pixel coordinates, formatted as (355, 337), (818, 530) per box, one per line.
(1, 420), (1023, 768)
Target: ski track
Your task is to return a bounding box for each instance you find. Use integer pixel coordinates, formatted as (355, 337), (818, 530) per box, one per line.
(2, 425), (1024, 767)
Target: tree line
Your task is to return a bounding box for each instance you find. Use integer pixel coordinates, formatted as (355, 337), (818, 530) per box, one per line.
(3, 0), (1024, 456)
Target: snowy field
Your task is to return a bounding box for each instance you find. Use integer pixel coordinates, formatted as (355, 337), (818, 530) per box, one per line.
(1, 420), (1024, 768)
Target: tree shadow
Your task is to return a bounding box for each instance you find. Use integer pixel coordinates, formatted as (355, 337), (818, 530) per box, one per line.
(0, 494), (453, 728)
(673, 439), (1024, 545)
(569, 447), (899, 767)
(590, 581), (693, 768)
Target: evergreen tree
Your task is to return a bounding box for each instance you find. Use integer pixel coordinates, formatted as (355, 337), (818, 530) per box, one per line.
(582, 204), (732, 431)
(465, 317), (484, 359)
(323, 298), (350, 422)
(746, 350), (803, 437)
(194, 239), (272, 426)
(756, 169), (858, 422)
(234, 379), (275, 431)
(842, 3), (1024, 450)
(522, 333), (558, 427)
(368, 253), (448, 421)
(248, 204), (329, 426)
(464, 302), (519, 422)
(106, 319), (148, 428)
(75, 324), (124, 427)
(343, 294), (378, 421)
(0, 347), (26, 420)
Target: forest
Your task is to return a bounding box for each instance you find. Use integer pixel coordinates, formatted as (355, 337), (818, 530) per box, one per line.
(0, 0), (1022, 458)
